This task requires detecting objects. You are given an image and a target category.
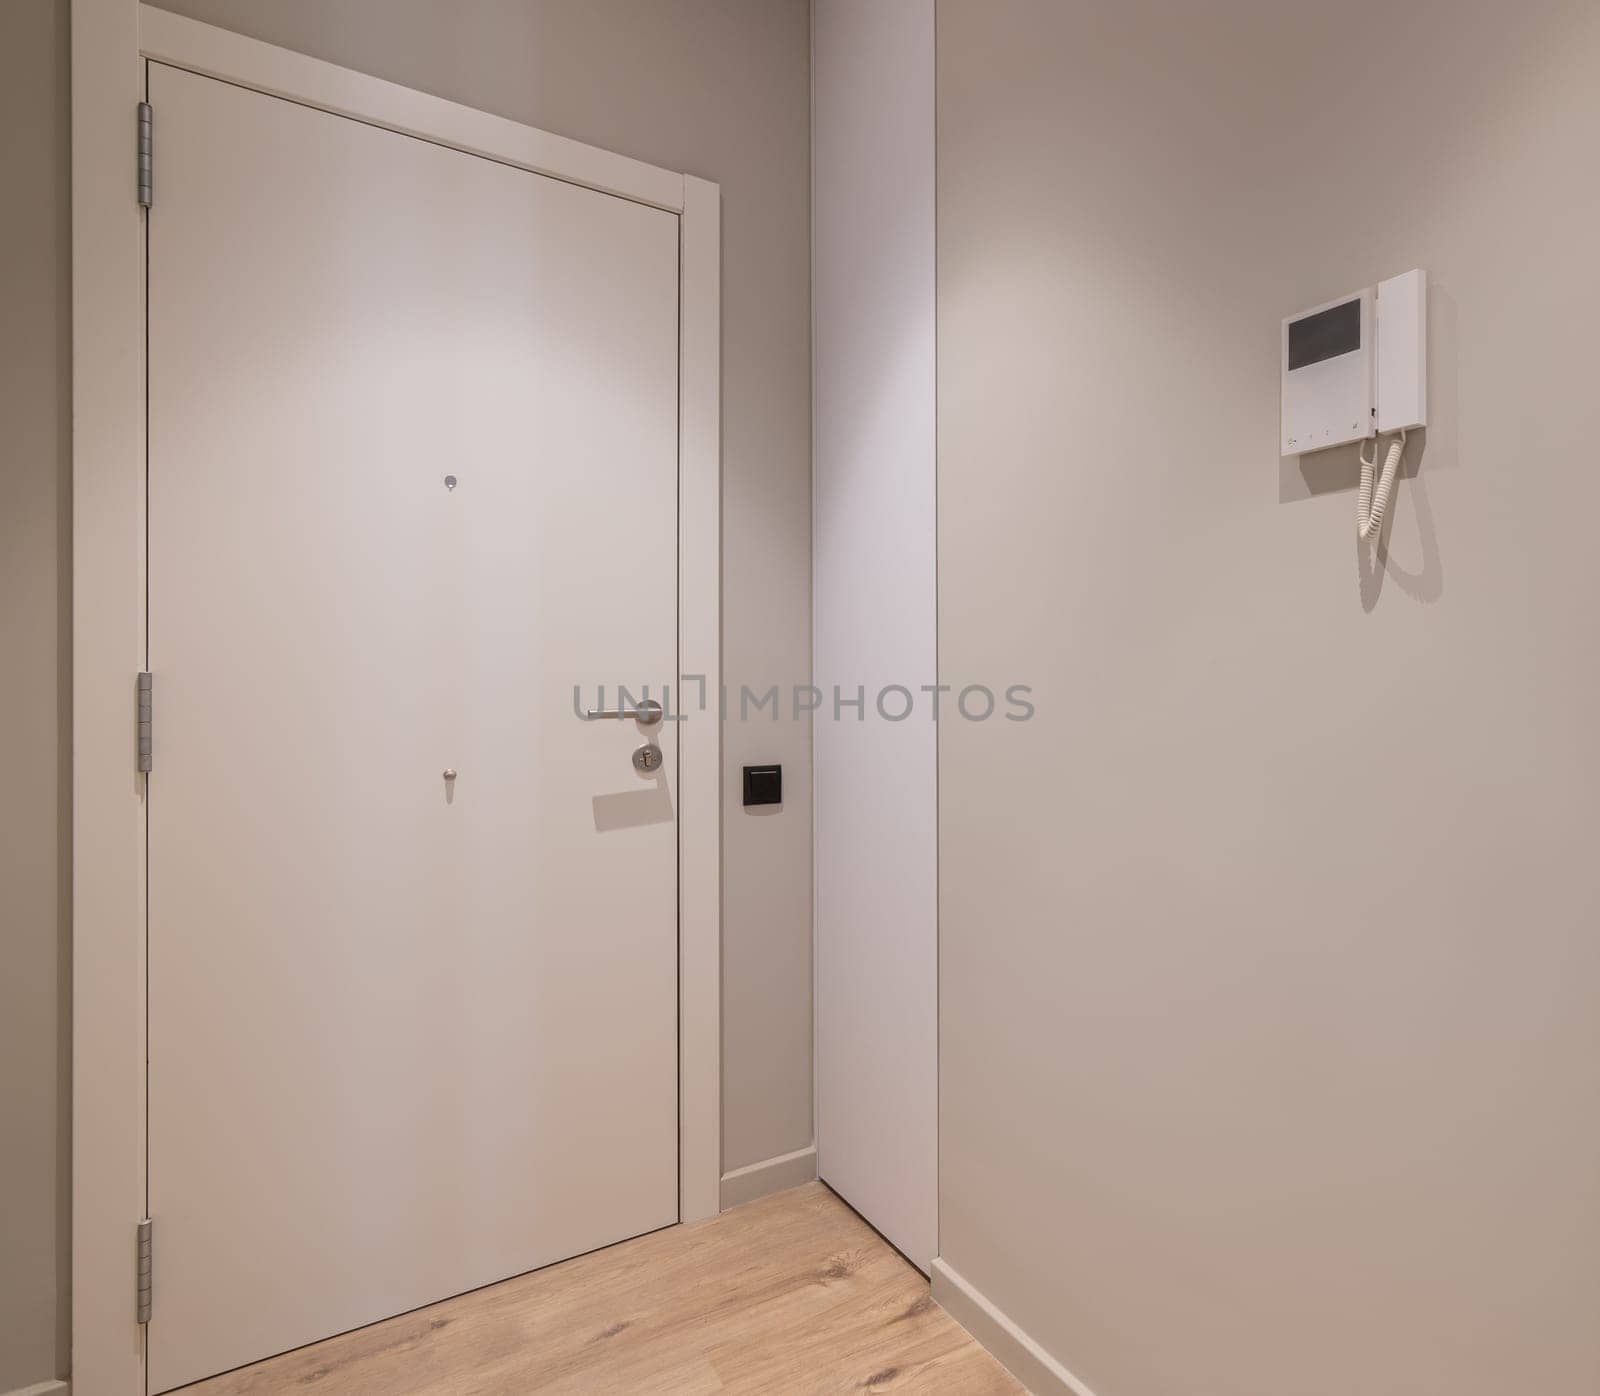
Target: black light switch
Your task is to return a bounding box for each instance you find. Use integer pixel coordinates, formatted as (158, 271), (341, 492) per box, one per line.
(743, 764), (782, 807)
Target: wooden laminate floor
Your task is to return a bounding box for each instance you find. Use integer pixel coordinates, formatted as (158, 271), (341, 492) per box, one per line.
(181, 1182), (1023, 1395)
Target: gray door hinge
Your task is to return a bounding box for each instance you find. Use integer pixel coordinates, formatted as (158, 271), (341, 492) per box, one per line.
(137, 671), (153, 772)
(136, 1217), (153, 1324)
(138, 101), (153, 208)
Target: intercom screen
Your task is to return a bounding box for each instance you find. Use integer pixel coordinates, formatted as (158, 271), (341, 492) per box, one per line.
(1288, 299), (1361, 370)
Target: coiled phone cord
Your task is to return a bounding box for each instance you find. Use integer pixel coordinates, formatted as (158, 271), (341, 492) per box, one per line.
(1357, 428), (1407, 541)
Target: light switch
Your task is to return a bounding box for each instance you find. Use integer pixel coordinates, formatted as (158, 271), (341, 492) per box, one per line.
(742, 764), (782, 807)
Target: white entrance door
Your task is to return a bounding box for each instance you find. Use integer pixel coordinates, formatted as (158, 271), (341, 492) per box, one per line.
(146, 63), (681, 1393)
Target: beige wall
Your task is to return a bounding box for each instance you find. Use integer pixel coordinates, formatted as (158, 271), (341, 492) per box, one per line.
(0, 1), (72, 1388)
(937, 2), (1600, 1394)
(2, 2), (809, 1382)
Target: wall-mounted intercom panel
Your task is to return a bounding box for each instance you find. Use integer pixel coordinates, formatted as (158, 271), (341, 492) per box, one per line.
(1281, 269), (1427, 457)
(1282, 287), (1374, 456)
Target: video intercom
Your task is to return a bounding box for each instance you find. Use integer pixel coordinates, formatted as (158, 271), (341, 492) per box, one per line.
(1282, 269), (1427, 540)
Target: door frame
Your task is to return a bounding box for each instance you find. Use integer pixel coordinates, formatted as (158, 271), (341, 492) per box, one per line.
(71, 5), (723, 1390)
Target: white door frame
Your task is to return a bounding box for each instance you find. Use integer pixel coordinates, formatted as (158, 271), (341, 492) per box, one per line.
(71, 5), (722, 1390)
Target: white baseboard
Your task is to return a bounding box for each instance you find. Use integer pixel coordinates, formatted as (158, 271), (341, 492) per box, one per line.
(718, 1144), (817, 1210)
(3, 1380), (71, 1396)
(931, 1257), (1099, 1396)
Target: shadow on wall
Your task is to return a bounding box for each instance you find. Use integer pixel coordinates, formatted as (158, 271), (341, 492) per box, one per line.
(1276, 282), (1456, 610)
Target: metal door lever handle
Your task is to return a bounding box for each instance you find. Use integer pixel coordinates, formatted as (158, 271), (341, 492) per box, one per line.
(584, 699), (663, 726)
